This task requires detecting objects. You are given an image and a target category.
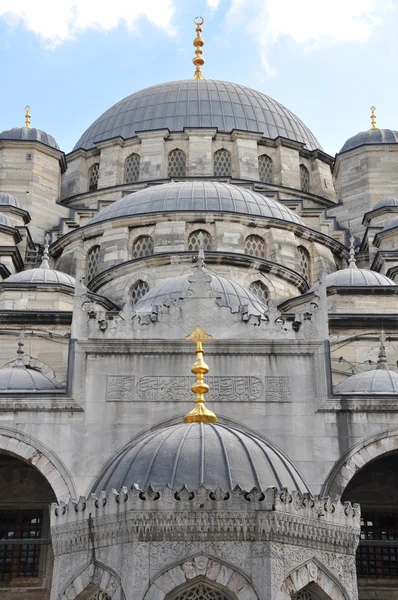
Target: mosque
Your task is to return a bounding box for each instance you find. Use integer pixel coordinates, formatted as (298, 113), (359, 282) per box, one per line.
(1, 16), (398, 600)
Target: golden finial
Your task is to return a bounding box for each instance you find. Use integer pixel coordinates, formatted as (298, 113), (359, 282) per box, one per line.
(192, 17), (205, 80)
(370, 106), (378, 130)
(184, 326), (217, 424)
(25, 105), (31, 129)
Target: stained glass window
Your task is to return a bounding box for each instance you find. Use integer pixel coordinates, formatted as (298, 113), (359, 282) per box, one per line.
(244, 235), (265, 259)
(125, 153), (140, 183)
(132, 236), (154, 259)
(258, 154), (273, 183)
(89, 163), (100, 191)
(188, 230), (212, 252)
(249, 280), (268, 304)
(297, 246), (310, 281)
(168, 149), (186, 177)
(87, 245), (100, 282)
(300, 164), (310, 192)
(131, 280), (149, 306)
(214, 149), (232, 177)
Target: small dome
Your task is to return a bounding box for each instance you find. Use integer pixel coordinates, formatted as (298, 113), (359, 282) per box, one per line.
(0, 192), (20, 208)
(88, 181), (308, 226)
(4, 268), (75, 286)
(383, 216), (398, 231)
(335, 369), (398, 394)
(0, 365), (63, 392)
(373, 196), (398, 210)
(74, 79), (322, 151)
(134, 271), (267, 316)
(0, 212), (12, 227)
(340, 129), (398, 153)
(0, 127), (60, 150)
(326, 268), (395, 287)
(91, 422), (310, 494)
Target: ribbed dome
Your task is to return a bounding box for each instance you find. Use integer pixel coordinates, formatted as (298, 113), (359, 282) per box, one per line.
(4, 269), (75, 286)
(73, 79), (321, 151)
(134, 272), (267, 316)
(0, 212), (12, 227)
(340, 129), (398, 153)
(0, 192), (20, 208)
(88, 181), (308, 226)
(91, 422), (310, 494)
(383, 216), (398, 231)
(326, 268), (395, 287)
(0, 127), (60, 150)
(0, 365), (63, 392)
(374, 196), (398, 210)
(335, 369), (398, 394)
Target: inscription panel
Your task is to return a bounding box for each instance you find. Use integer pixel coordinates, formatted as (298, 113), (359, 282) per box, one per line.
(107, 375), (135, 401)
(264, 376), (291, 402)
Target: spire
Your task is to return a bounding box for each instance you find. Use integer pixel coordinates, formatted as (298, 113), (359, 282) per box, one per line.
(370, 105), (378, 131)
(25, 105), (31, 129)
(376, 331), (389, 370)
(184, 326), (217, 424)
(348, 234), (357, 269)
(192, 17), (205, 80)
(15, 332), (25, 368)
(40, 234), (51, 269)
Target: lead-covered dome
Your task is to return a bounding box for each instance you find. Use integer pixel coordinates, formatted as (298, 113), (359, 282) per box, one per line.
(91, 422), (310, 494)
(334, 369), (398, 394)
(340, 129), (398, 153)
(0, 127), (60, 150)
(326, 268), (395, 287)
(0, 212), (13, 227)
(73, 79), (322, 151)
(88, 181), (308, 226)
(0, 365), (63, 392)
(4, 268), (75, 286)
(0, 192), (20, 208)
(374, 196), (398, 210)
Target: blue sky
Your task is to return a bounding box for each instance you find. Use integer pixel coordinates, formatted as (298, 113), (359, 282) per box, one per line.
(0, 0), (397, 156)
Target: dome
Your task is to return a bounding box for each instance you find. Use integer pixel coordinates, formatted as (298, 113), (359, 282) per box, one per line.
(383, 216), (398, 231)
(0, 192), (20, 208)
(326, 268), (395, 287)
(0, 212), (12, 227)
(340, 128), (398, 153)
(0, 127), (60, 150)
(0, 365), (63, 392)
(334, 368), (398, 394)
(88, 181), (308, 226)
(91, 422), (310, 494)
(73, 79), (322, 151)
(134, 272), (267, 316)
(4, 268), (75, 286)
(373, 196), (398, 210)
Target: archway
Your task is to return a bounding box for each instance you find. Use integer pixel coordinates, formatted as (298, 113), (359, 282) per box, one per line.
(279, 559), (350, 600)
(60, 561), (124, 600)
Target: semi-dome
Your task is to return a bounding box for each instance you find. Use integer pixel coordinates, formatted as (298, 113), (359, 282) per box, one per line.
(0, 212), (13, 227)
(0, 127), (60, 150)
(340, 129), (398, 153)
(326, 268), (395, 287)
(73, 79), (322, 151)
(88, 181), (308, 226)
(383, 216), (398, 231)
(0, 192), (20, 208)
(134, 271), (267, 316)
(91, 422), (310, 494)
(374, 196), (398, 210)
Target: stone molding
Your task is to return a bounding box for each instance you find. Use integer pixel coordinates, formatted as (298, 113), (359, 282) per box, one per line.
(0, 426), (77, 501)
(59, 560), (124, 600)
(279, 558), (351, 600)
(321, 428), (398, 497)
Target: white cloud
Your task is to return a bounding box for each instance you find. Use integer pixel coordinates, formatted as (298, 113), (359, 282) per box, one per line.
(226, 0), (382, 74)
(207, 0), (221, 8)
(0, 0), (175, 47)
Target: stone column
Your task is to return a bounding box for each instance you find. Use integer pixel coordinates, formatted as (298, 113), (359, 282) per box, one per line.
(186, 128), (216, 176)
(137, 130), (169, 180)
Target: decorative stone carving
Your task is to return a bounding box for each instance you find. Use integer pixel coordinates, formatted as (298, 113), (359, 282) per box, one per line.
(264, 377), (291, 402)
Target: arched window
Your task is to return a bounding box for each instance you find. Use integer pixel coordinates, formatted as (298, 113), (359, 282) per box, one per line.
(188, 229), (212, 252)
(168, 149), (186, 177)
(244, 235), (265, 259)
(249, 280), (268, 304)
(168, 580), (232, 600)
(214, 148), (232, 177)
(132, 235), (154, 259)
(297, 245), (311, 281)
(124, 153), (140, 183)
(131, 279), (149, 306)
(88, 163), (100, 191)
(79, 591), (111, 600)
(87, 245), (100, 282)
(293, 590), (320, 600)
(300, 164), (310, 192)
(258, 154), (273, 183)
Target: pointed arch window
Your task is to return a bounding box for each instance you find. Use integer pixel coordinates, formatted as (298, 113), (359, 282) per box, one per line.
(88, 163), (100, 191)
(131, 279), (149, 306)
(300, 164), (310, 192)
(258, 154), (273, 183)
(87, 245), (100, 282)
(214, 148), (232, 177)
(297, 245), (311, 282)
(132, 235), (154, 259)
(168, 149), (186, 177)
(244, 235), (265, 259)
(168, 580), (234, 600)
(249, 280), (268, 304)
(188, 229), (212, 252)
(125, 153), (140, 183)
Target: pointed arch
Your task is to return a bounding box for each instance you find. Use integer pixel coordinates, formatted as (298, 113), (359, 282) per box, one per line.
(279, 558), (351, 600)
(60, 561), (124, 600)
(168, 148), (186, 177)
(124, 152), (140, 183)
(214, 149), (232, 177)
(89, 163), (100, 191)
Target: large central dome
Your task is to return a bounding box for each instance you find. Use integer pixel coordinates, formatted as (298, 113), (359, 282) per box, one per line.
(73, 79), (321, 151)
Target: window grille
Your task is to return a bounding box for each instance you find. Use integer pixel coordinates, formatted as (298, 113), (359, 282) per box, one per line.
(89, 163), (100, 191)
(244, 235), (265, 259)
(249, 280), (268, 304)
(0, 510), (44, 583)
(214, 149), (232, 177)
(125, 153), (140, 183)
(87, 245), (100, 282)
(293, 590), (319, 600)
(297, 246), (310, 281)
(132, 236), (154, 259)
(300, 164), (310, 192)
(169, 581), (232, 600)
(131, 280), (149, 306)
(168, 149), (186, 177)
(357, 512), (398, 578)
(258, 154), (273, 183)
(87, 591), (111, 600)
(188, 230), (212, 252)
